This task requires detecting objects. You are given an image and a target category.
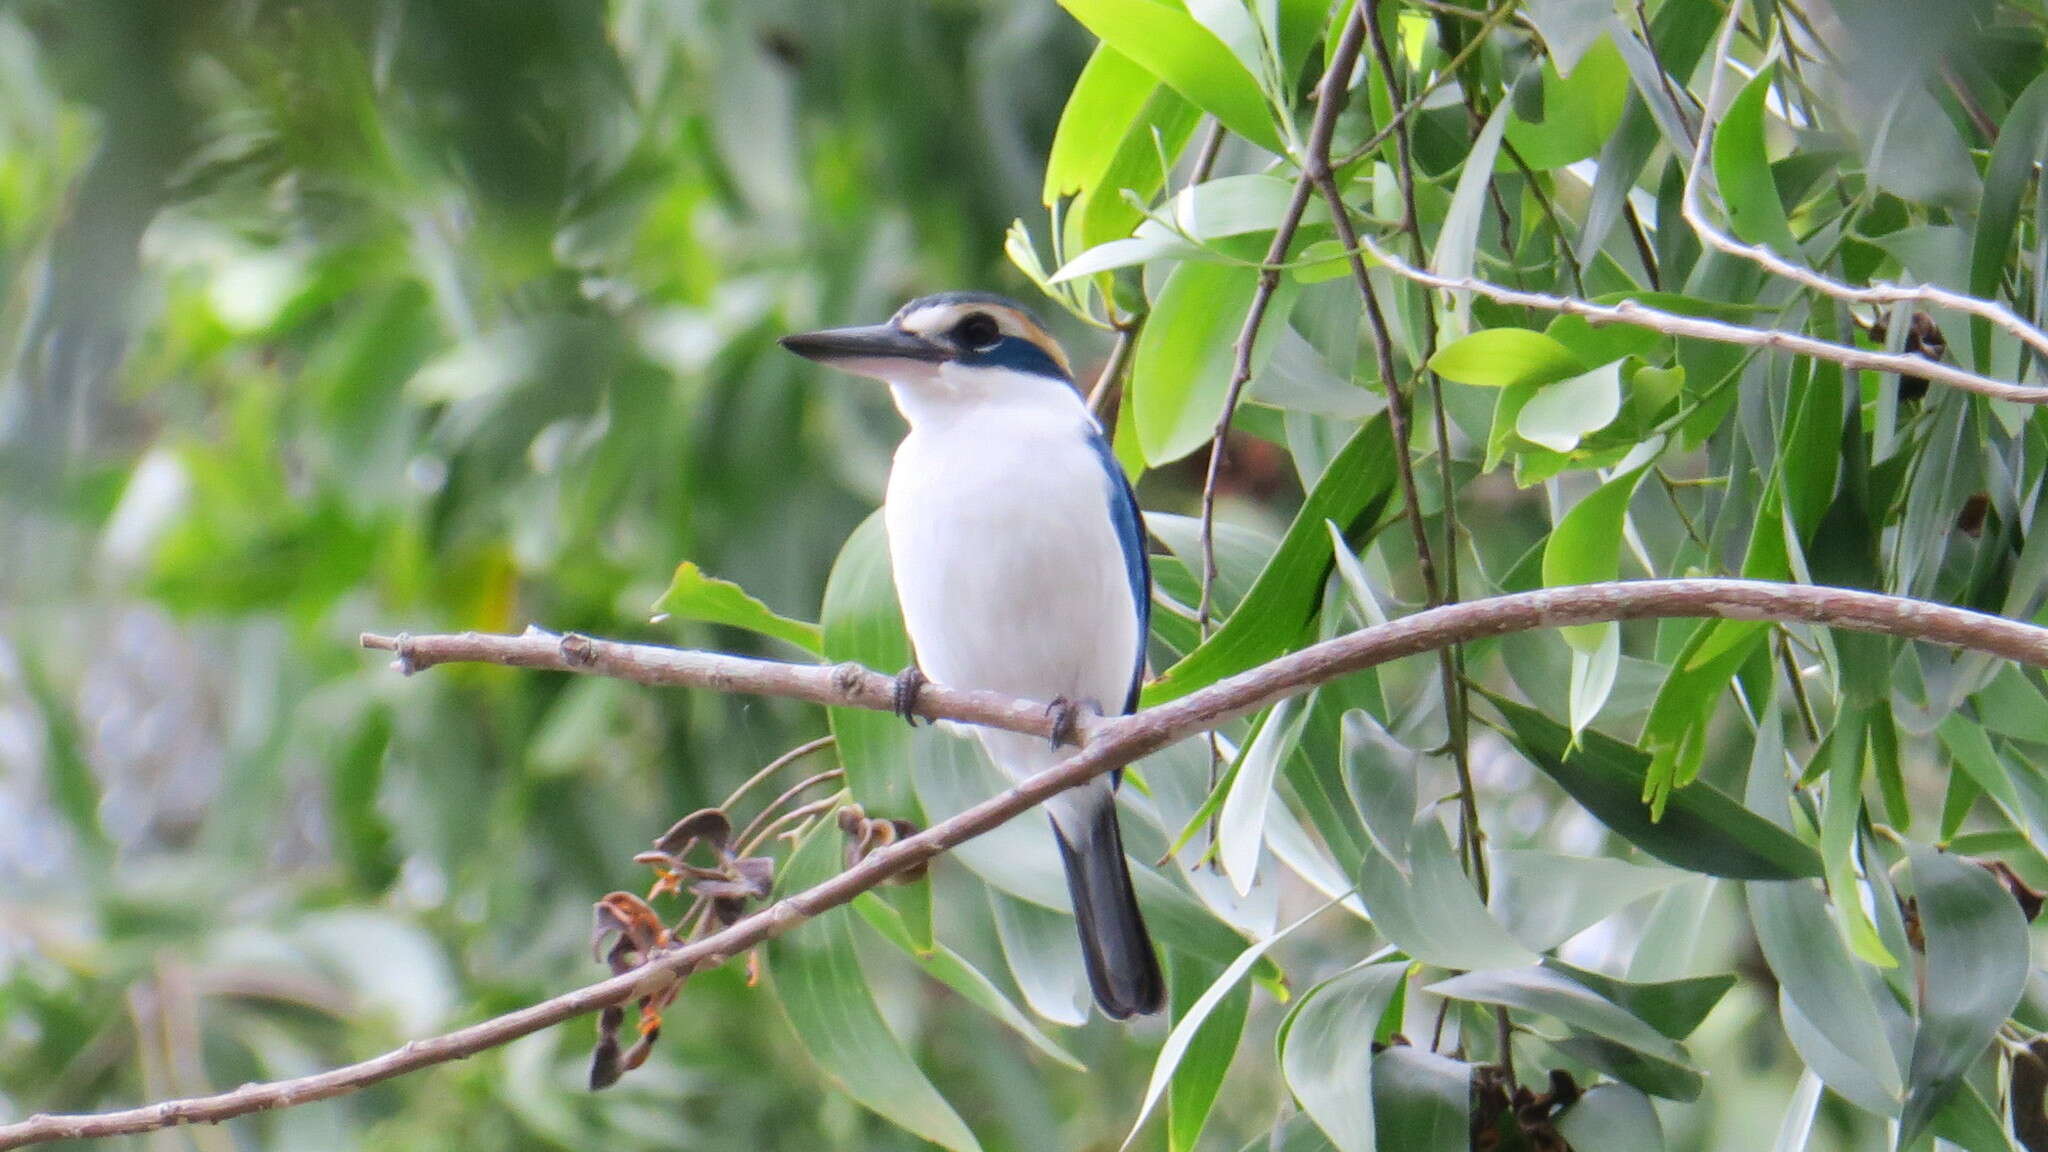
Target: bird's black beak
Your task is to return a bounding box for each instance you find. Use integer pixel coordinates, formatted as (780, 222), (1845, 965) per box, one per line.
(779, 323), (951, 368)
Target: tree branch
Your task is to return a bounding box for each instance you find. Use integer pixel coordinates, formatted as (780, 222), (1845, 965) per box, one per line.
(11, 579), (2048, 1148)
(1681, 0), (2048, 373)
(1197, 6), (1370, 631)
(1345, 232), (2048, 404)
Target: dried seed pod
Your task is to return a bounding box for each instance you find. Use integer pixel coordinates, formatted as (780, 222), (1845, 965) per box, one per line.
(656, 808), (734, 855)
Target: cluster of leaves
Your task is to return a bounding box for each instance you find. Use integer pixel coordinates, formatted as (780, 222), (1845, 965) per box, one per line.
(14, 0), (2048, 1151)
(689, 0), (2048, 1149)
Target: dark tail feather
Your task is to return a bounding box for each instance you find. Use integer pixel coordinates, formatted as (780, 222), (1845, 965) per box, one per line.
(1052, 802), (1165, 1019)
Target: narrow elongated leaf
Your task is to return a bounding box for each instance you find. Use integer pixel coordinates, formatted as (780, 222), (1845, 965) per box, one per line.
(1359, 815), (1540, 970)
(1045, 45), (1159, 203)
(767, 824), (983, 1152)
(1434, 100), (1512, 336)
(1490, 695), (1823, 879)
(1279, 961), (1407, 1152)
(1371, 1048), (1469, 1152)
(1712, 68), (1800, 256)
(1341, 708), (1417, 868)
(1131, 261), (1265, 467)
(1898, 850), (2031, 1147)
(1972, 73), (2048, 371)
(653, 560), (823, 653)
(1124, 903), (1331, 1148)
(1146, 416), (1398, 704)
(1549, 962), (1736, 1041)
(1219, 696), (1304, 895)
(1430, 967), (1687, 1065)
(990, 887), (1091, 1027)
(1749, 878), (1904, 1103)
(1543, 460), (1652, 650)
(1429, 328), (1584, 389)
(853, 893), (1084, 1070)
(1167, 949), (1248, 1152)
(1492, 850), (1683, 952)
(1057, 0), (1284, 153)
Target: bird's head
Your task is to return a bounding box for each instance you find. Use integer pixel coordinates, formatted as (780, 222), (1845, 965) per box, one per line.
(779, 292), (1077, 419)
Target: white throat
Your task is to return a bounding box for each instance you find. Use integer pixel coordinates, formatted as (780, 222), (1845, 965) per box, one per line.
(884, 362), (1092, 431)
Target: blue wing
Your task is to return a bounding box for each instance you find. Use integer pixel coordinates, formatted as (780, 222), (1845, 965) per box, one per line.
(1087, 432), (1150, 716)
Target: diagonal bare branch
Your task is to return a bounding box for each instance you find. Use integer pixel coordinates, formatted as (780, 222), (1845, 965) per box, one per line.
(1681, 0), (2048, 373)
(10, 578), (2048, 1149)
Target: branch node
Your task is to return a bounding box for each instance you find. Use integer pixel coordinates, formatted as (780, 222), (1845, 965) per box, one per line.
(559, 633), (598, 667)
(392, 633), (417, 676)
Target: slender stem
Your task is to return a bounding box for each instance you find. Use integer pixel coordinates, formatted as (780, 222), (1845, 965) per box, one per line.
(11, 581), (2048, 1148)
(721, 735), (837, 816)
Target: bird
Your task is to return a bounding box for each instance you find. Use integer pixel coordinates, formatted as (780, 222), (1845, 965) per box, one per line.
(781, 292), (1165, 1019)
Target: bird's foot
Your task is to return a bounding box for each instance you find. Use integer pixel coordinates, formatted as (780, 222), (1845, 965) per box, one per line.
(892, 665), (928, 727)
(1045, 696), (1092, 748)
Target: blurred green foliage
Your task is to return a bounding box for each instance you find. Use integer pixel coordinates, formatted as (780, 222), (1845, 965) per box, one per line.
(15, 1), (2048, 1151)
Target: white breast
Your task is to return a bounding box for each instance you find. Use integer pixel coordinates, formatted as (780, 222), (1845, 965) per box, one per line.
(885, 400), (1140, 780)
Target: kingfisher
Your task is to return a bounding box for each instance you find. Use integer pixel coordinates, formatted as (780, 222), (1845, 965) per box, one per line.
(781, 292), (1165, 1019)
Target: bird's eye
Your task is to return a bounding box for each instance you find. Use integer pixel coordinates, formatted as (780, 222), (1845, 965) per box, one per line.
(954, 313), (1002, 350)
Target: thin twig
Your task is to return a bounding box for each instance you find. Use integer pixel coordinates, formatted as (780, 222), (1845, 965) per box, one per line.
(721, 735), (837, 816)
(11, 580), (2048, 1148)
(1197, 8), (1369, 629)
(1346, 235), (2048, 404)
(1682, 0), (2048, 374)
(1085, 320), (1139, 419)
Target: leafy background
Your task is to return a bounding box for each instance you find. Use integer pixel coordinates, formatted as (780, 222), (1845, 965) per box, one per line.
(7, 1), (2048, 1150)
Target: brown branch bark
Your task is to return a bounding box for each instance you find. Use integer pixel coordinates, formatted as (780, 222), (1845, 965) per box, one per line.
(10, 579), (2048, 1148)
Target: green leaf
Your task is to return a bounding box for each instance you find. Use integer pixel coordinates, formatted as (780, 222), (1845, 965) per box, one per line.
(1359, 815), (1540, 970)
(1057, 0), (1284, 154)
(1971, 73), (2048, 370)
(1548, 962), (1736, 1041)
(1749, 878), (1905, 1103)
(1938, 713), (2026, 823)
(1435, 100), (1513, 336)
(1429, 329), (1586, 389)
(1816, 712), (1896, 968)
(1489, 694), (1823, 880)
(1491, 850), (1683, 952)
(1166, 949), (1249, 1152)
(766, 823), (983, 1152)
(1516, 361), (1623, 453)
(1525, 0), (1617, 76)
(1428, 966), (1690, 1070)
(1145, 415), (1398, 704)
(1279, 961), (1408, 1152)
(1131, 261), (1265, 466)
(1045, 45), (1159, 203)
(1371, 1048), (1469, 1152)
(1898, 850), (2031, 1148)
(1542, 458), (1653, 650)
(1711, 68), (1800, 256)
(20, 650), (111, 865)
(653, 560), (824, 654)
(820, 512), (916, 818)
(1502, 39), (1630, 169)
(1341, 708), (1418, 869)
(853, 893), (1085, 1070)
(1124, 902), (1330, 1148)
(989, 888), (1090, 1025)
(1556, 1083), (1666, 1152)
(1218, 696), (1306, 896)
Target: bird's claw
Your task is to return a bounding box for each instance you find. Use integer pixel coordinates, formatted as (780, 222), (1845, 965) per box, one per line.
(892, 665), (928, 727)
(1046, 696), (1086, 748)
